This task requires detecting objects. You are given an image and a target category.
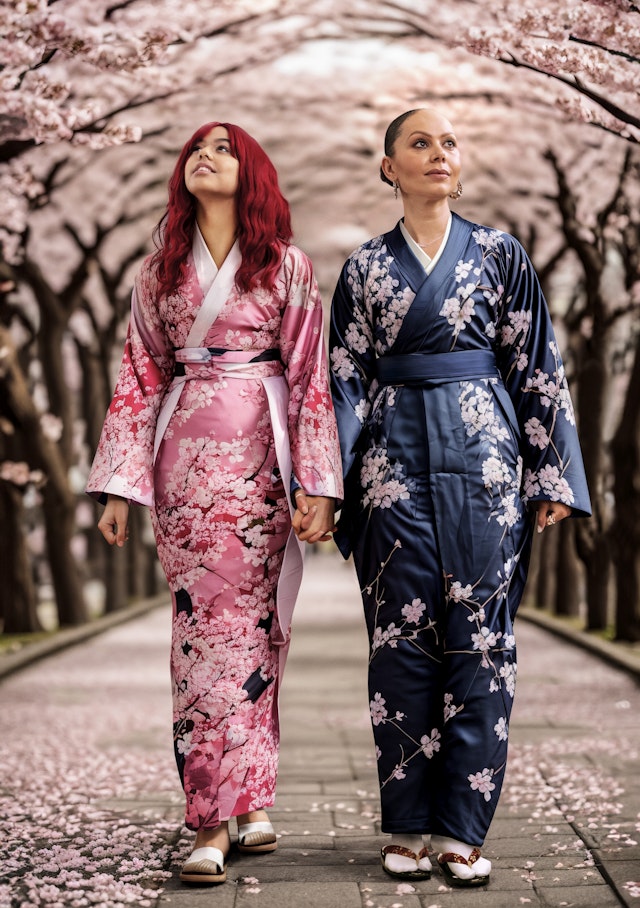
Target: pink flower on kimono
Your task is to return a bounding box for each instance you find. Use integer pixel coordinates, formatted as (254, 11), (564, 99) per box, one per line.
(525, 417), (550, 449)
(538, 464), (575, 505)
(401, 598), (426, 624)
(391, 764), (407, 780)
(468, 768), (496, 801)
(331, 345), (356, 380)
(471, 626), (500, 652)
(494, 717), (508, 741)
(449, 581), (473, 602)
(420, 728), (442, 758)
(443, 692), (461, 722)
(370, 693), (388, 726)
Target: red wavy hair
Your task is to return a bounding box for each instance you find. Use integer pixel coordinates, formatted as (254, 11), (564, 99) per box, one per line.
(151, 122), (292, 297)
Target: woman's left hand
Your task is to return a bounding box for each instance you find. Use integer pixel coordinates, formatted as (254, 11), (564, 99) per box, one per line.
(292, 490), (336, 543)
(536, 501), (572, 534)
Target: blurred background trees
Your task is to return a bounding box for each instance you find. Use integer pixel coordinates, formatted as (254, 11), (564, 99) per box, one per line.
(1, 0), (639, 640)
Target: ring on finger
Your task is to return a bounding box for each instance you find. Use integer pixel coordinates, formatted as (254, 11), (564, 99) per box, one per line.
(546, 513), (556, 526)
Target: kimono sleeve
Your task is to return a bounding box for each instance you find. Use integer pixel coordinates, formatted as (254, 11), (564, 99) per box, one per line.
(279, 246), (343, 502)
(85, 260), (174, 507)
(494, 238), (591, 518)
(328, 253), (376, 485)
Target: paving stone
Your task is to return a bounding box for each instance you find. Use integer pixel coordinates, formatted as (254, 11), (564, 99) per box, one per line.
(234, 881), (363, 907)
(2, 555), (639, 908)
(533, 884), (622, 906)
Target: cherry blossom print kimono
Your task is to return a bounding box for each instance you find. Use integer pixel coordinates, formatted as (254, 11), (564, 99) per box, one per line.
(87, 228), (342, 830)
(329, 213), (590, 846)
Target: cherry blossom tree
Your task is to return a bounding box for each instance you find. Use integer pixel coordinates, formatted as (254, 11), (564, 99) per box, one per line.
(457, 0), (640, 142)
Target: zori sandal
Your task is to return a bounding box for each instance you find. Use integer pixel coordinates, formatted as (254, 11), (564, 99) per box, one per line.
(381, 844), (432, 880)
(179, 846), (227, 884)
(237, 821), (278, 854)
(437, 848), (490, 887)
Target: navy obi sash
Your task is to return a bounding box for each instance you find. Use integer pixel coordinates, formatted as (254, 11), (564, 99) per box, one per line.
(375, 349), (499, 386)
(175, 347), (280, 376)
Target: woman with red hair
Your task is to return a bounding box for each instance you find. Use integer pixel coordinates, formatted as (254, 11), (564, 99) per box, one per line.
(87, 122), (342, 884)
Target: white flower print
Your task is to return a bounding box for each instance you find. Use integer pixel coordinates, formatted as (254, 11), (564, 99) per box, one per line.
(440, 283), (477, 333)
(537, 464), (575, 505)
(500, 661), (517, 697)
(472, 626), (500, 653)
(420, 728), (442, 758)
(401, 598), (426, 624)
(455, 258), (475, 281)
(494, 717), (508, 741)
(524, 417), (549, 449)
(370, 692), (388, 726)
(483, 285), (503, 307)
(345, 321), (370, 354)
(392, 764), (407, 781)
(472, 227), (504, 250)
(495, 492), (520, 527)
(331, 345), (355, 380)
(449, 581), (473, 602)
(354, 399), (368, 424)
(523, 468), (541, 498)
(468, 767), (496, 801)
(360, 444), (410, 510)
(443, 692), (462, 722)
(482, 455), (511, 488)
(371, 622), (403, 653)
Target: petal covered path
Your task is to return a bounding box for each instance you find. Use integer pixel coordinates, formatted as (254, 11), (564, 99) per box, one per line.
(1, 553), (639, 908)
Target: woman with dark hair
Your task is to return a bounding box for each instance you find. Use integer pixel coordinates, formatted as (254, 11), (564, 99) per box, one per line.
(326, 108), (590, 886)
(87, 122), (342, 884)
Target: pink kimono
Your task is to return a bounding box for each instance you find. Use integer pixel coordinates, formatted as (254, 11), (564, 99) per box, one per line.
(87, 229), (343, 829)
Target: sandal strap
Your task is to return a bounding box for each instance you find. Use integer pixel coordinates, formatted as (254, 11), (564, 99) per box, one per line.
(468, 847), (483, 866)
(438, 850), (471, 867)
(417, 846), (431, 860)
(238, 821), (274, 842)
(182, 845), (225, 872)
(381, 844), (418, 860)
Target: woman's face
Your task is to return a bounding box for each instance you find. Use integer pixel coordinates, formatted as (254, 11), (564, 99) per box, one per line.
(382, 109), (461, 201)
(184, 126), (239, 202)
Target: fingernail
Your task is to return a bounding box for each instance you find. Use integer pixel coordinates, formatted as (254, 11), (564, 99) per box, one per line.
(537, 525), (543, 534)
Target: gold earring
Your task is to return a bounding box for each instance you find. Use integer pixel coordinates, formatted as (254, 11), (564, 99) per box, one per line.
(449, 180), (463, 200)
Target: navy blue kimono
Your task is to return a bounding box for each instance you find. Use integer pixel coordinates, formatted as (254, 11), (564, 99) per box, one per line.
(329, 214), (590, 846)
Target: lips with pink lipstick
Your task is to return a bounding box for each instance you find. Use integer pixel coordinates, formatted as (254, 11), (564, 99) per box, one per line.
(192, 163), (216, 175)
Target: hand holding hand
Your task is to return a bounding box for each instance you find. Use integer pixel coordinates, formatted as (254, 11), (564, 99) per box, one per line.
(291, 490), (336, 543)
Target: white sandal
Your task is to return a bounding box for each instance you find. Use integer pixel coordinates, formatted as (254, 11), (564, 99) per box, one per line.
(237, 820), (277, 854)
(179, 845), (227, 884)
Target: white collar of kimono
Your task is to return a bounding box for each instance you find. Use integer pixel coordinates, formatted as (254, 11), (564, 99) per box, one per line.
(400, 213), (452, 274)
(192, 221), (241, 296)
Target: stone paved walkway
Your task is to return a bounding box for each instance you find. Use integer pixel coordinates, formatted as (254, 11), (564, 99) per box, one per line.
(1, 552), (639, 908)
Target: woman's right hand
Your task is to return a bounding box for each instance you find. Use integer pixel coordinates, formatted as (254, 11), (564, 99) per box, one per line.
(97, 494), (130, 547)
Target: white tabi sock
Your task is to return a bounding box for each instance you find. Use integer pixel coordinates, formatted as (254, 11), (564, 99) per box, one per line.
(432, 835), (491, 879)
(384, 833), (423, 873)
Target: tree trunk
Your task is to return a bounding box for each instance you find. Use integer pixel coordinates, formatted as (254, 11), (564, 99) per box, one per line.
(534, 526), (556, 609)
(610, 333), (640, 641)
(104, 543), (130, 613)
(573, 334), (610, 631)
(0, 482), (42, 633)
(554, 520), (581, 617)
(0, 327), (89, 627)
(42, 486), (88, 627)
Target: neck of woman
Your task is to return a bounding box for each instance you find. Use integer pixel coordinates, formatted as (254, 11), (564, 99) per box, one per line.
(402, 199), (451, 251)
(196, 200), (238, 268)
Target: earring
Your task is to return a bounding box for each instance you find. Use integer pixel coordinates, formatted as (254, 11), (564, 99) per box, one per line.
(393, 182), (399, 200)
(449, 180), (463, 200)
